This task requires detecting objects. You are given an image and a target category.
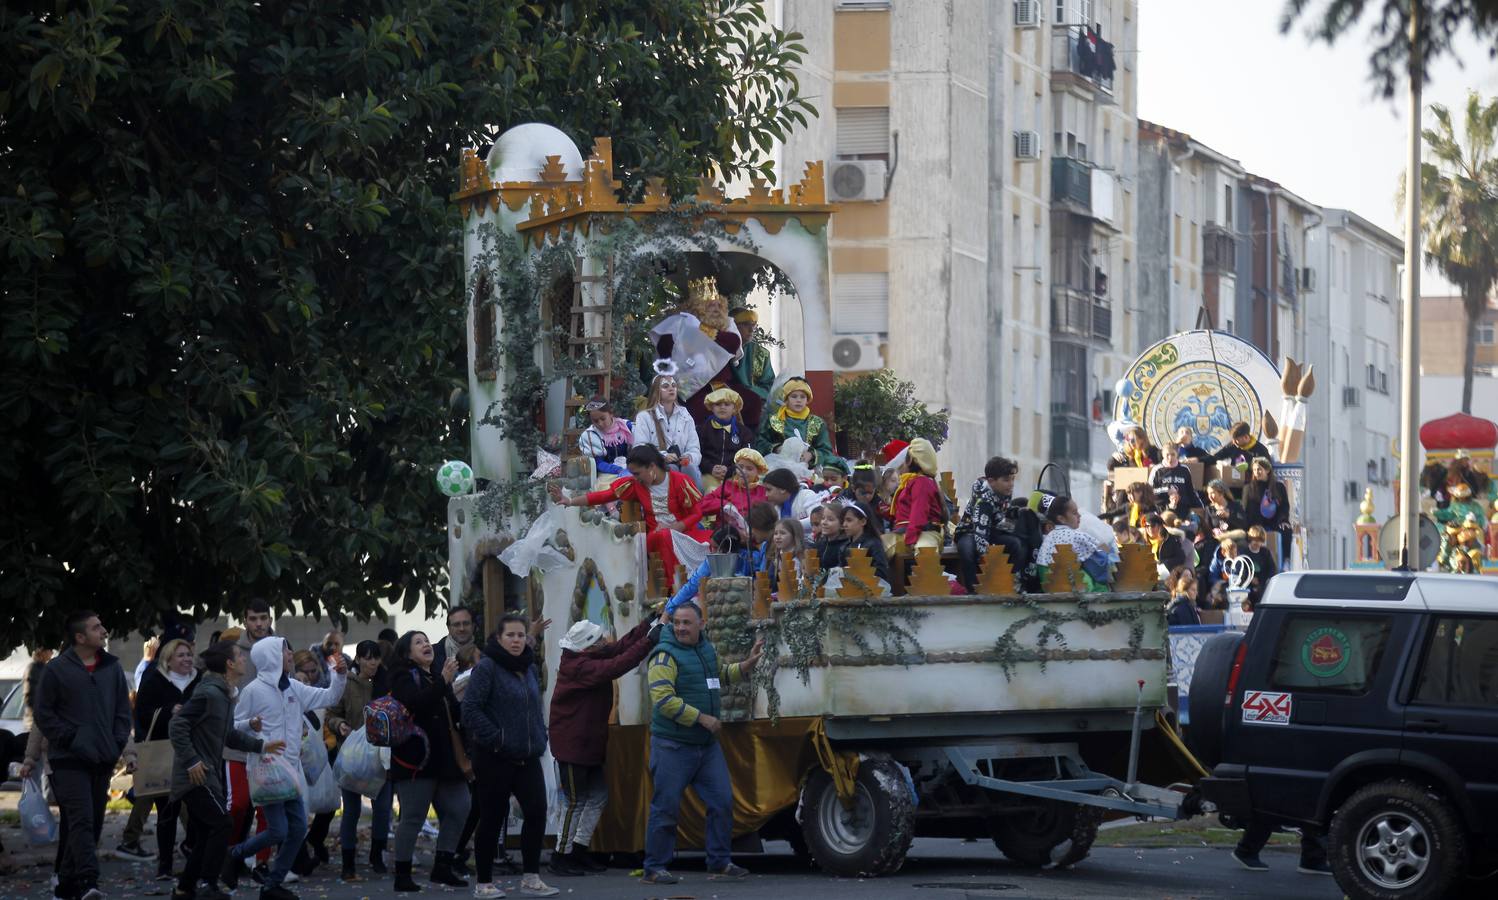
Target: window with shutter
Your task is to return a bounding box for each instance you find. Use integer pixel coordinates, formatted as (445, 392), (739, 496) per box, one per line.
(833, 272), (890, 334)
(836, 107), (891, 160)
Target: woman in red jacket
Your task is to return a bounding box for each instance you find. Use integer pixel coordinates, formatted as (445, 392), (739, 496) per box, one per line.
(545, 615), (662, 876)
(549, 444), (710, 590)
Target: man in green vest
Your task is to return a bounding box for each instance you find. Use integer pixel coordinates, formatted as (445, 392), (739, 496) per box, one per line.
(729, 306), (776, 431)
(641, 601), (764, 885)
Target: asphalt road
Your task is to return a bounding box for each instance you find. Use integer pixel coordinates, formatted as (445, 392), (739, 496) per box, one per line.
(0, 838), (1342, 900)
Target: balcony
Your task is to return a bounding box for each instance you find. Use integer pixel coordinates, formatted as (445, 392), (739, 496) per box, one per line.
(1050, 412), (1092, 471)
(1050, 25), (1115, 100)
(1203, 225), (1236, 273)
(1051, 157), (1119, 228)
(1051, 285), (1112, 345)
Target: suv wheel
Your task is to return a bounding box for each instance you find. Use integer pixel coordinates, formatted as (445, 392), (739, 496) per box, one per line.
(1329, 779), (1467, 900)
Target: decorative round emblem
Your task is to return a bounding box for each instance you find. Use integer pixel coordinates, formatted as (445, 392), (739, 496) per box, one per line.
(1113, 330), (1282, 455)
(1301, 626), (1352, 678)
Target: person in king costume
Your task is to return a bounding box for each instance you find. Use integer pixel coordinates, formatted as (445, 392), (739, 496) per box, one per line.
(728, 306), (776, 430)
(550, 444), (711, 591)
(755, 377), (838, 470)
(649, 277), (744, 423)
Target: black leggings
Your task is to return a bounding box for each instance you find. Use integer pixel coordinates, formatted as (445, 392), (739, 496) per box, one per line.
(473, 753), (546, 881)
(178, 788), (231, 894)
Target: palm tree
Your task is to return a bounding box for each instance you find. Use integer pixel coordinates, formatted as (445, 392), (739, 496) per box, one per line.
(1409, 91), (1498, 414)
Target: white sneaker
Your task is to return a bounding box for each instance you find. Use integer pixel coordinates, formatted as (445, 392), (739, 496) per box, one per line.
(283, 872), (300, 884)
(81, 890), (105, 900)
(518, 875), (559, 897)
(473, 883), (506, 899)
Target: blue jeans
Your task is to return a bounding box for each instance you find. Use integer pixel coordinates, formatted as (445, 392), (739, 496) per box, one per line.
(229, 797), (307, 889)
(644, 737), (733, 872)
(340, 780), (393, 852)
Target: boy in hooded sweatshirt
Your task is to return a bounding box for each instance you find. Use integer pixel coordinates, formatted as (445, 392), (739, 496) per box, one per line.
(225, 637), (345, 900)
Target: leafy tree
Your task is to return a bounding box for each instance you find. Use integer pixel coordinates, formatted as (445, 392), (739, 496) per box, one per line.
(0, 0), (812, 653)
(1400, 92), (1498, 413)
(1281, 0), (1498, 95)
(833, 370), (952, 461)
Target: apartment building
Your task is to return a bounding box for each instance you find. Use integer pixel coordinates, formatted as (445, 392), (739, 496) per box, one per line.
(1136, 122), (1246, 344)
(1417, 294), (1498, 419)
(1303, 210), (1403, 568)
(776, 0), (1140, 496)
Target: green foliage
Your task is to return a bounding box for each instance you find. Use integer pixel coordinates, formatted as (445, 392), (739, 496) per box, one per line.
(751, 597), (928, 722)
(991, 597), (1149, 681)
(1281, 0), (1498, 96)
(832, 369), (952, 459)
(1401, 91), (1498, 414)
(0, 0), (813, 651)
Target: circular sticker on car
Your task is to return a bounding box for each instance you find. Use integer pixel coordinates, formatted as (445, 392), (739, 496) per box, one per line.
(1302, 627), (1351, 678)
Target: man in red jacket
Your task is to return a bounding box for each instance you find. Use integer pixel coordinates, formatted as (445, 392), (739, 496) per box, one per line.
(546, 615), (662, 876)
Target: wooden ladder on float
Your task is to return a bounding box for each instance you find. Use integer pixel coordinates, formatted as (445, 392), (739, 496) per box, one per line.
(560, 255), (615, 459)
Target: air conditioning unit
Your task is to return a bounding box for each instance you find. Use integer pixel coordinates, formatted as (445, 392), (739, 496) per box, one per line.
(828, 159), (889, 202)
(1342, 386), (1361, 408)
(1301, 266), (1317, 291)
(1014, 0), (1041, 27)
(1014, 130), (1042, 160)
(831, 333), (885, 372)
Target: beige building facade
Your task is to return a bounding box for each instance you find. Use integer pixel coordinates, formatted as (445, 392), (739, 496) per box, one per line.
(775, 0), (1140, 495)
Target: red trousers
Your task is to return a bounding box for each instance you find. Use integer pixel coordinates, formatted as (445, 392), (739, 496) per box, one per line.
(647, 527), (709, 591)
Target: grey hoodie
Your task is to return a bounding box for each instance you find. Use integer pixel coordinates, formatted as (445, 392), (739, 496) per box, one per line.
(168, 672), (263, 805)
(33, 646), (132, 768)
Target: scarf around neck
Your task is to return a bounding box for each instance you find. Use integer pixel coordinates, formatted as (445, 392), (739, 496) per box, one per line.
(165, 669), (195, 693)
(710, 415), (740, 440)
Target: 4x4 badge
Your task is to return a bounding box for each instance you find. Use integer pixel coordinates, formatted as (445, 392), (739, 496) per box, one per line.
(1302, 626), (1352, 678)
(1242, 690), (1293, 725)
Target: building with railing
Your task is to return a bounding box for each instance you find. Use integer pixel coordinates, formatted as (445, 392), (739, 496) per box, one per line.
(772, 0), (1140, 496)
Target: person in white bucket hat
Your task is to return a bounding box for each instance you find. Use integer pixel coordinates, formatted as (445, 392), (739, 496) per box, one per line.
(545, 613), (664, 877)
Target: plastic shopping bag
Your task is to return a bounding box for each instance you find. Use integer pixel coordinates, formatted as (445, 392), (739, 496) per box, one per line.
(300, 721), (328, 784)
(248, 751), (300, 805)
(334, 728), (389, 799)
(20, 774), (57, 845)
(306, 763), (341, 815)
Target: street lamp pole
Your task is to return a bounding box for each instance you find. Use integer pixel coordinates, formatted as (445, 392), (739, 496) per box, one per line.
(1399, 2), (1424, 569)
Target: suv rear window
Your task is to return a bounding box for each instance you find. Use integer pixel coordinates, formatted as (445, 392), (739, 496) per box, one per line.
(1414, 616), (1498, 707)
(1291, 575), (1413, 602)
(1268, 614), (1393, 695)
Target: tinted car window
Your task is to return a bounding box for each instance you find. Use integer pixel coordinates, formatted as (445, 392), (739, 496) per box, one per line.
(1268, 614), (1392, 695)
(1414, 616), (1498, 707)
(1, 684), (23, 720)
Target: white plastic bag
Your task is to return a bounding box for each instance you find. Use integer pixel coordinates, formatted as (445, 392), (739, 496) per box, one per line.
(334, 728), (389, 799)
(248, 752), (300, 805)
(300, 721), (328, 784)
(306, 763), (341, 815)
(498, 502), (574, 574)
(20, 774), (57, 845)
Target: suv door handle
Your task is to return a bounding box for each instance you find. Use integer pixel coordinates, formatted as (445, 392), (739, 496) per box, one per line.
(1406, 718), (1447, 733)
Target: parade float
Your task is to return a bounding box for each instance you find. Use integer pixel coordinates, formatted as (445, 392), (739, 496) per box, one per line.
(1110, 328), (1313, 567)
(438, 123), (1202, 877)
(1411, 412), (1498, 574)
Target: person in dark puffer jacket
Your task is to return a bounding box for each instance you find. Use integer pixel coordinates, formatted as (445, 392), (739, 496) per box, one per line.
(544, 615), (661, 876)
(461, 613), (558, 898)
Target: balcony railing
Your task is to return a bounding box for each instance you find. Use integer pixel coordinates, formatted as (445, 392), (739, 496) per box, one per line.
(1050, 412), (1092, 471)
(1051, 285), (1112, 344)
(1052, 157), (1091, 209)
(1203, 225), (1236, 273)
(1050, 25), (1115, 96)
